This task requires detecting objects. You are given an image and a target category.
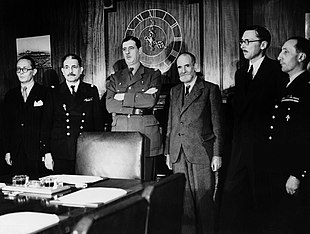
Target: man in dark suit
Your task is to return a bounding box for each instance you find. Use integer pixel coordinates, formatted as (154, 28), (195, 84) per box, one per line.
(3, 56), (47, 178)
(219, 25), (287, 233)
(106, 36), (162, 181)
(165, 52), (224, 234)
(41, 54), (103, 174)
(264, 36), (310, 233)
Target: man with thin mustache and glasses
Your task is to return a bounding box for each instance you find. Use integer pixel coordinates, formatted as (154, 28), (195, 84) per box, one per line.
(40, 53), (104, 174)
(219, 25), (288, 233)
(3, 56), (47, 178)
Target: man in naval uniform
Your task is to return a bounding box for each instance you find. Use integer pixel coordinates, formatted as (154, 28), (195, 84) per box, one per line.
(106, 36), (162, 181)
(41, 54), (103, 174)
(264, 36), (310, 232)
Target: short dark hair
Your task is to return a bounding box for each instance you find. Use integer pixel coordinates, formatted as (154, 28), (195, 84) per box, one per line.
(61, 53), (82, 67)
(177, 52), (196, 65)
(17, 55), (36, 69)
(288, 36), (310, 66)
(244, 25), (271, 49)
(122, 36), (141, 49)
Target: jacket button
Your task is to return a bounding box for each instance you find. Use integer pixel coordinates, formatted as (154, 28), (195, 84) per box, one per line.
(66, 119), (69, 122)
(67, 126), (70, 129)
(67, 132), (70, 136)
(21, 123), (24, 127)
(180, 122), (184, 124)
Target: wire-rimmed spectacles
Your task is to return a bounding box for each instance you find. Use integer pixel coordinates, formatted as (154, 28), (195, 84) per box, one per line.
(239, 39), (262, 46)
(16, 67), (33, 73)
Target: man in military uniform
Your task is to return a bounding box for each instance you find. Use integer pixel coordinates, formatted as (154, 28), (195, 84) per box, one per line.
(41, 54), (103, 174)
(106, 36), (162, 181)
(265, 37), (310, 232)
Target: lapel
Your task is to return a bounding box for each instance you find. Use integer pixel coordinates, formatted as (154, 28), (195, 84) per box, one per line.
(24, 83), (40, 107)
(127, 65), (144, 87)
(238, 57), (271, 111)
(180, 78), (204, 116)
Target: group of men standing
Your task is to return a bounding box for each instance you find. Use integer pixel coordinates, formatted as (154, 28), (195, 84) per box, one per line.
(2, 25), (310, 233)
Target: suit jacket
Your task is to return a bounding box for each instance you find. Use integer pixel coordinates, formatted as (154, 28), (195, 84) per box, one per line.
(4, 82), (47, 161)
(266, 71), (310, 179)
(229, 56), (287, 171)
(165, 76), (224, 164)
(40, 81), (103, 160)
(106, 64), (163, 156)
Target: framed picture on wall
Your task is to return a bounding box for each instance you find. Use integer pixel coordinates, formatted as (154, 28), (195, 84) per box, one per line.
(16, 35), (51, 68)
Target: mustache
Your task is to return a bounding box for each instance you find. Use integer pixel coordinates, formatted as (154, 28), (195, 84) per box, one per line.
(68, 73), (76, 76)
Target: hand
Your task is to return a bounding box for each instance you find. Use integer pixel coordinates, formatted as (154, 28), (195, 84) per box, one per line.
(144, 87), (158, 94)
(44, 153), (54, 171)
(211, 156), (222, 172)
(286, 175), (300, 195)
(114, 93), (125, 101)
(5, 153), (12, 166)
(165, 154), (172, 170)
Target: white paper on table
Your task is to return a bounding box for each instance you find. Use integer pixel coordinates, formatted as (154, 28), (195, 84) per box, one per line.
(52, 187), (127, 207)
(41, 174), (105, 186)
(0, 212), (59, 234)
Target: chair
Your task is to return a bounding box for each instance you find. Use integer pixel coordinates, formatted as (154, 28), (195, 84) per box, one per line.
(75, 132), (144, 179)
(142, 173), (186, 234)
(71, 195), (148, 234)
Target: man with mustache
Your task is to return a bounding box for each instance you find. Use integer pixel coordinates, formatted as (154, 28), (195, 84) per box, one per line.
(40, 54), (103, 174)
(219, 25), (287, 233)
(165, 52), (223, 233)
(106, 36), (162, 181)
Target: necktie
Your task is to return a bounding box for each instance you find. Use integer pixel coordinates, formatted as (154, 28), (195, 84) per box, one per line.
(185, 85), (190, 96)
(129, 68), (134, 80)
(248, 65), (253, 80)
(22, 86), (27, 102)
(70, 85), (76, 96)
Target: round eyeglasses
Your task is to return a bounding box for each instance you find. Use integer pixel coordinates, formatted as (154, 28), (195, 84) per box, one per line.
(16, 67), (33, 73)
(239, 39), (262, 46)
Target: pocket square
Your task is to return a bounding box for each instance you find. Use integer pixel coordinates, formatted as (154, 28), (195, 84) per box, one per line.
(34, 100), (43, 107)
(84, 97), (93, 102)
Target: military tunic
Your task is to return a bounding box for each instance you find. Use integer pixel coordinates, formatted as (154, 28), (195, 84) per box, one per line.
(106, 64), (163, 157)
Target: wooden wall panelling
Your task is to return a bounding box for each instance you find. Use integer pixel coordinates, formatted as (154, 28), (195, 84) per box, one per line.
(202, 0), (239, 92)
(106, 0), (200, 83)
(253, 0), (310, 60)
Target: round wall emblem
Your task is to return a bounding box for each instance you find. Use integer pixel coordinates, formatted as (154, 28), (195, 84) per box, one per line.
(125, 9), (183, 73)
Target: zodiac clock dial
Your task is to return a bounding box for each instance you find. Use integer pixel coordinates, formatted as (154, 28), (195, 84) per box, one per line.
(125, 9), (183, 73)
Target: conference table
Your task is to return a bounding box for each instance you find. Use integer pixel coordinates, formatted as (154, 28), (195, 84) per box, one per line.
(0, 174), (153, 233)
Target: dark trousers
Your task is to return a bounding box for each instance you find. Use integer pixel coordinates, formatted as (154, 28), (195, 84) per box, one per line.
(173, 147), (214, 234)
(144, 156), (157, 181)
(53, 159), (75, 174)
(12, 146), (43, 179)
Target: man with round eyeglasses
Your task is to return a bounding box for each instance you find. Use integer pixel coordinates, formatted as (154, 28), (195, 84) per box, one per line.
(3, 55), (47, 178)
(219, 25), (288, 233)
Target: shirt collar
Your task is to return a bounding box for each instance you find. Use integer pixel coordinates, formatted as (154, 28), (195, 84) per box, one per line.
(249, 56), (265, 78)
(21, 80), (34, 93)
(184, 75), (197, 93)
(66, 80), (80, 92)
(286, 70), (306, 87)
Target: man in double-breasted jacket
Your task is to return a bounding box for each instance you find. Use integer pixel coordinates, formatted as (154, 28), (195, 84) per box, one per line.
(4, 56), (47, 177)
(40, 54), (103, 174)
(165, 52), (224, 234)
(263, 36), (310, 233)
(106, 36), (162, 181)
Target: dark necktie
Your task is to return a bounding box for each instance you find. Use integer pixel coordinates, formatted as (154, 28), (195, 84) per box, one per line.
(185, 85), (190, 96)
(248, 65), (253, 80)
(22, 86), (27, 102)
(129, 68), (134, 80)
(70, 85), (76, 96)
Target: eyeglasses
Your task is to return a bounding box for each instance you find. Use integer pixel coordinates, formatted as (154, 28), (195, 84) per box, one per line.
(239, 39), (262, 46)
(16, 67), (33, 73)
